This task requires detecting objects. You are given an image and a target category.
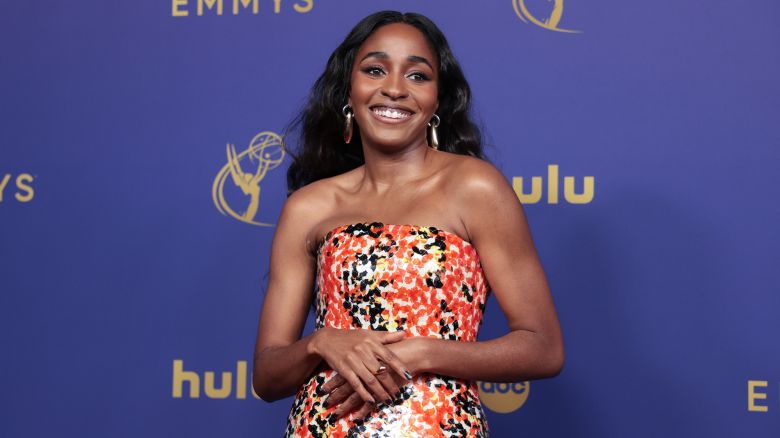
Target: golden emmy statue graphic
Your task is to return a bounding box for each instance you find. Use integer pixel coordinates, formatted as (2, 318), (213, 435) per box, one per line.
(512, 0), (581, 33)
(212, 131), (285, 226)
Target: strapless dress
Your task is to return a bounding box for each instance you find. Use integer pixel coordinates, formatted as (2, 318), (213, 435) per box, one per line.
(285, 222), (490, 437)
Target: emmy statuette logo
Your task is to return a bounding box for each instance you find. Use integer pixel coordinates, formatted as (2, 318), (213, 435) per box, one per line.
(212, 131), (285, 226)
(512, 0), (581, 33)
(478, 381), (530, 413)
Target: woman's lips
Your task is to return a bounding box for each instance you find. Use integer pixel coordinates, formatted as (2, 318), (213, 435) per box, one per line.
(369, 106), (414, 122)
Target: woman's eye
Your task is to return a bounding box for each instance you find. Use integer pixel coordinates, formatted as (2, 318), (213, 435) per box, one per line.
(363, 66), (384, 76)
(408, 72), (430, 82)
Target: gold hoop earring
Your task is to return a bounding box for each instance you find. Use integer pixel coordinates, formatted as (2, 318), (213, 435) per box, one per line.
(342, 105), (353, 144)
(428, 114), (440, 150)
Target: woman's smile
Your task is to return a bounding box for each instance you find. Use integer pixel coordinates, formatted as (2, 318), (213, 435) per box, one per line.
(369, 104), (415, 123)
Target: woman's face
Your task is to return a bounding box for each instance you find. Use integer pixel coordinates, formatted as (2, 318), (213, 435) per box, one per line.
(349, 23), (439, 151)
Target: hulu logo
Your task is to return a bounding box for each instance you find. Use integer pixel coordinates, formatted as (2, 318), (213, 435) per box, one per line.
(512, 164), (594, 204)
(172, 359), (260, 399)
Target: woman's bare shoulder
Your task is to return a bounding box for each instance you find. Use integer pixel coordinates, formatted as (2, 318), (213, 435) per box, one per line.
(286, 168), (361, 211)
(281, 169), (364, 249)
(438, 153), (520, 242)
(440, 153), (508, 197)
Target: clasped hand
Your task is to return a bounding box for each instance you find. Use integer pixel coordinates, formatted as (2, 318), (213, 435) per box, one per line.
(310, 327), (417, 420)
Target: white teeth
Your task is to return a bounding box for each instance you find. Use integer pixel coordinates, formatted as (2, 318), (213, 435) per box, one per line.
(373, 107), (411, 119)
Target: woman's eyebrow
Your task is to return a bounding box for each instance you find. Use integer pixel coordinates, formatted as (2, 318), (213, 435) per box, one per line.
(407, 55), (433, 70)
(360, 52), (434, 70)
(360, 51), (389, 62)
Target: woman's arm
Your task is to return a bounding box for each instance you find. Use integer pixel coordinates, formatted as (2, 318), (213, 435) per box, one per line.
(417, 158), (564, 380)
(252, 188), (323, 401)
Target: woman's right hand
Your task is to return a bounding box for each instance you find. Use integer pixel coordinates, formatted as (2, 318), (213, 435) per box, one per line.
(308, 327), (412, 405)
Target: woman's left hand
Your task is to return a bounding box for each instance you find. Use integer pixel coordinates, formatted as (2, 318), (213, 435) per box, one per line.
(320, 336), (428, 419)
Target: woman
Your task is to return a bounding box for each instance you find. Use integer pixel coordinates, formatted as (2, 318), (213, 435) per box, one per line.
(253, 11), (564, 437)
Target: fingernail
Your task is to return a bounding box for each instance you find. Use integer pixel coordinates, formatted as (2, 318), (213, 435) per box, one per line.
(404, 370), (413, 380)
(322, 400), (330, 408)
(316, 388), (327, 396)
(368, 397), (376, 404)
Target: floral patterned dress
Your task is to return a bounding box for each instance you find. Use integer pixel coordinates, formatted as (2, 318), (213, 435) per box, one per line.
(285, 222), (490, 437)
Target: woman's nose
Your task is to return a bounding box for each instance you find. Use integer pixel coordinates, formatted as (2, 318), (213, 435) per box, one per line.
(380, 74), (408, 99)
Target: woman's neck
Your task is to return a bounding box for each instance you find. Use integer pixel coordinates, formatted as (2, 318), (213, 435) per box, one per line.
(358, 141), (435, 194)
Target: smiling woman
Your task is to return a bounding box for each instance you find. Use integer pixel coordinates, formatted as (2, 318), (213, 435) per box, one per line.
(252, 11), (564, 438)
(348, 24), (439, 151)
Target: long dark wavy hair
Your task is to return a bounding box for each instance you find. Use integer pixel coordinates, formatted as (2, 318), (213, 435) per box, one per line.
(286, 11), (485, 194)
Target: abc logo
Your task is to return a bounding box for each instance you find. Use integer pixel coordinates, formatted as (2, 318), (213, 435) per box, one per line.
(478, 381), (530, 413)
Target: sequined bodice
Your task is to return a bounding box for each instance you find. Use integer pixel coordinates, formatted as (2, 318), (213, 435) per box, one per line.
(286, 222), (490, 437)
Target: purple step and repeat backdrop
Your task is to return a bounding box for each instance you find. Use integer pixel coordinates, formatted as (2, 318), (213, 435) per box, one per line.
(1, 1), (778, 436)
